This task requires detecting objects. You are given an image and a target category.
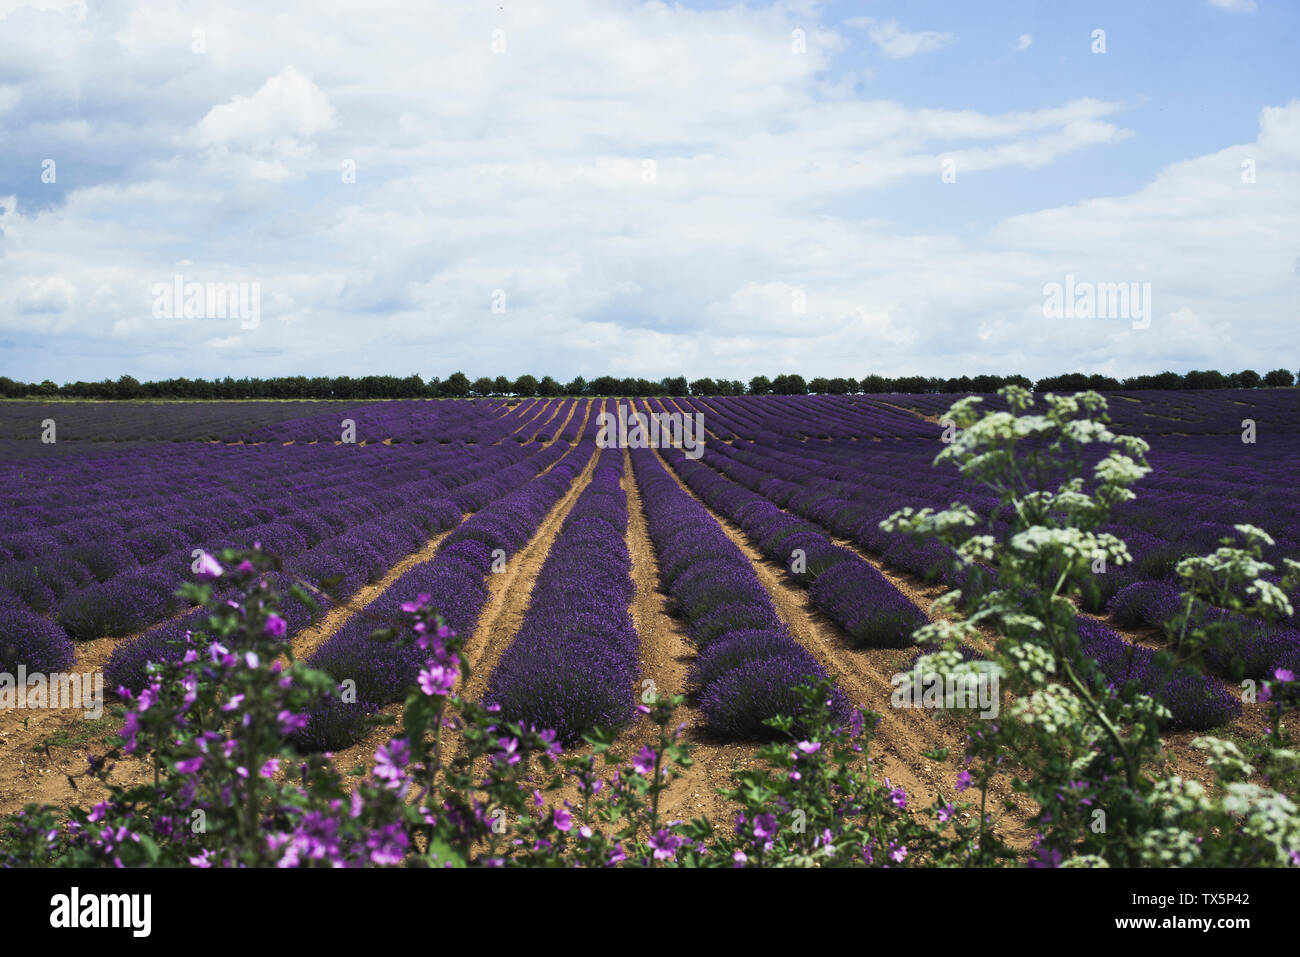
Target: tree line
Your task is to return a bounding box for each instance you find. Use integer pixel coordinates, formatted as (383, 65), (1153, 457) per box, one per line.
(0, 368), (1294, 401)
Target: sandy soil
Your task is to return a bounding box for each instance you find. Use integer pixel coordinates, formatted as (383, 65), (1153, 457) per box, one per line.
(1, 394), (1289, 857)
(641, 442), (1034, 844)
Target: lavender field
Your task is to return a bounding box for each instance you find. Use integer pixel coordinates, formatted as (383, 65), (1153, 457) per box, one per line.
(2, 390), (1297, 765)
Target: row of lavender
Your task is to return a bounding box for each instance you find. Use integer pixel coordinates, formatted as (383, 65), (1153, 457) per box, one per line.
(683, 390), (1299, 601)
(293, 405), (601, 750)
(240, 396), (580, 445)
(702, 407), (1300, 675)
(630, 438), (847, 738)
(0, 395), (536, 444)
(646, 401), (926, 650)
(679, 395), (1288, 726)
(485, 444), (639, 742)
(2, 438), (526, 659)
(0, 401), (590, 685)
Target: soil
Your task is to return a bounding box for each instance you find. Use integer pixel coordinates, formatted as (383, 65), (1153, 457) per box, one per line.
(0, 393), (1290, 858)
(641, 440), (1036, 846)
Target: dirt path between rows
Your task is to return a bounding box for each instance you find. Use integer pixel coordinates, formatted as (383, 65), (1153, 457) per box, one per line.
(610, 446), (763, 831)
(683, 419), (1297, 824)
(0, 417), (593, 819)
(0, 635), (151, 817)
(322, 438), (605, 778)
(458, 447), (602, 703)
(643, 435), (1037, 847)
(289, 526), (461, 662)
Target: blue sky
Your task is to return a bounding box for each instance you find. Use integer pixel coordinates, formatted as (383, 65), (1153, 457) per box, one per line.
(1, 0), (1296, 383)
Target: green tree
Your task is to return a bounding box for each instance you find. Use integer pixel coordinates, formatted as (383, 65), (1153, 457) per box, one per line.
(689, 377), (717, 396)
(441, 372), (471, 397)
(771, 373), (808, 395)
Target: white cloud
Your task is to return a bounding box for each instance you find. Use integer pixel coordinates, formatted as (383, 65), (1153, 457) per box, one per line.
(1207, 0), (1257, 12)
(850, 18), (956, 58)
(196, 66), (336, 151)
(16, 277), (74, 314)
(1017, 33), (1033, 51)
(0, 1), (1294, 383)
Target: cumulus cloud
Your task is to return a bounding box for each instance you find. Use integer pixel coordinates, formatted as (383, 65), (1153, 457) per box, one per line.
(1017, 33), (1033, 51)
(196, 66), (336, 152)
(16, 277), (74, 314)
(848, 17), (956, 58)
(0, 1), (1293, 383)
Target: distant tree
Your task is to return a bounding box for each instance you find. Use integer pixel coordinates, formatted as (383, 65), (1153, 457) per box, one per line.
(1184, 369), (1227, 390)
(893, 375), (928, 394)
(565, 376), (588, 396)
(1035, 373), (1089, 392)
(859, 374), (887, 393)
(514, 374), (539, 396)
(1237, 369), (1260, 389)
(1086, 373), (1121, 391)
(538, 375), (561, 396)
(470, 377), (494, 397)
(689, 377), (718, 396)
(113, 374), (141, 400)
(588, 375), (619, 395)
(441, 372), (471, 397)
(806, 377), (830, 394)
(38, 379), (59, 396)
(661, 375), (687, 396)
(771, 373), (808, 395)
(748, 375), (772, 395)
(493, 375), (512, 395)
(1264, 368), (1296, 388)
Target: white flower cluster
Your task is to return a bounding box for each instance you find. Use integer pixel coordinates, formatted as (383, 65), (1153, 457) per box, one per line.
(1219, 783), (1300, 866)
(1092, 451), (1151, 489)
(1141, 826), (1204, 867)
(1007, 683), (1088, 736)
(1003, 641), (1057, 684)
(1006, 526), (1131, 571)
(912, 618), (980, 648)
(1247, 579), (1295, 619)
